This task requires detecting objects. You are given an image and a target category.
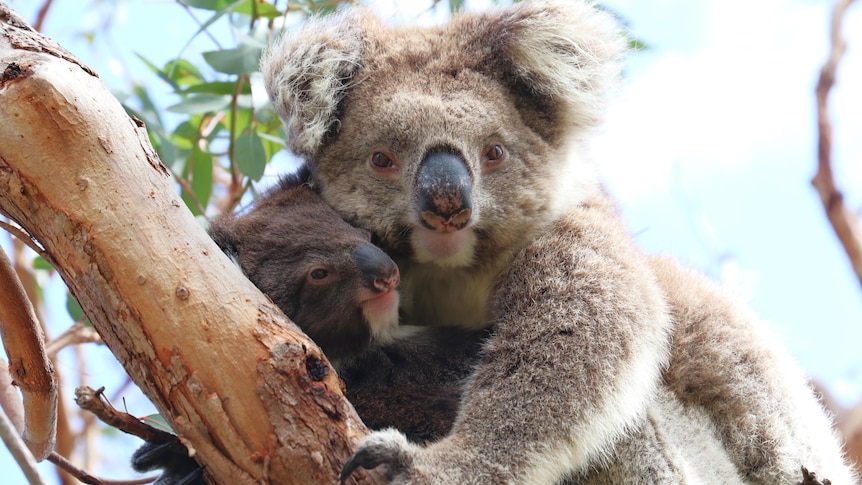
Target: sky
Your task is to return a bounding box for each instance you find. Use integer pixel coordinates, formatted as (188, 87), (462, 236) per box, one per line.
(2, 0), (861, 483)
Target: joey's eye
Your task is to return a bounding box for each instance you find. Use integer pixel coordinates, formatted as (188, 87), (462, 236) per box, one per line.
(369, 151), (396, 170)
(481, 143), (507, 171)
(309, 268), (330, 283)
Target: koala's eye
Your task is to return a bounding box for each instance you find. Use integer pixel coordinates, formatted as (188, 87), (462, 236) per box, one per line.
(369, 151), (397, 170)
(308, 268), (331, 284)
(481, 143), (507, 171)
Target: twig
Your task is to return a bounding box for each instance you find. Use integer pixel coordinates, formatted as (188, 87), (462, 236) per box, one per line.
(0, 219), (54, 266)
(45, 322), (102, 358)
(48, 452), (158, 485)
(33, 0), (54, 32)
(74, 386), (176, 444)
(0, 358), (25, 433)
(0, 249), (57, 460)
(0, 405), (47, 485)
(812, 0), (862, 288)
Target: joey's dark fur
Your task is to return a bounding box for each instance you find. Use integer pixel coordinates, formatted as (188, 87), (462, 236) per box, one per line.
(208, 166), (402, 365)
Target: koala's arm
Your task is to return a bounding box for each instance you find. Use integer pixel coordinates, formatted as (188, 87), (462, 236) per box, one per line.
(652, 257), (856, 484)
(344, 198), (672, 484)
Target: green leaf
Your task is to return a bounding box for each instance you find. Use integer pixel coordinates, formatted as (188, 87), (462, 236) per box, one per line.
(171, 121), (199, 148)
(182, 147), (214, 216)
(232, 1), (282, 18)
(32, 256), (54, 271)
(628, 38), (649, 52)
(140, 413), (176, 434)
(234, 130), (267, 181)
(202, 43), (263, 75)
(167, 94), (232, 114)
(180, 81), (252, 95)
(67, 293), (84, 322)
(178, 0), (235, 11)
(163, 58), (205, 87)
(131, 85), (165, 129)
(135, 53), (180, 91)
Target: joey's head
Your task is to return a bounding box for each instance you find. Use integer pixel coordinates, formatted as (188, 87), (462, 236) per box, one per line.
(262, 0), (626, 268)
(208, 168), (400, 363)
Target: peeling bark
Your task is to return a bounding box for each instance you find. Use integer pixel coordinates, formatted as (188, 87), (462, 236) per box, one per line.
(0, 3), (382, 484)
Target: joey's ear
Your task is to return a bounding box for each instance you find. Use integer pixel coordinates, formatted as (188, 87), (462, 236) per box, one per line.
(464, 0), (627, 131)
(261, 9), (370, 159)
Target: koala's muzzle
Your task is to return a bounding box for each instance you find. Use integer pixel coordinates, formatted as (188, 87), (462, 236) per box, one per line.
(353, 244), (400, 293)
(416, 150), (473, 232)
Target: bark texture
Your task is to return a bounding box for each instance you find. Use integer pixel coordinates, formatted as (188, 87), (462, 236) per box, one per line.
(0, 4), (381, 484)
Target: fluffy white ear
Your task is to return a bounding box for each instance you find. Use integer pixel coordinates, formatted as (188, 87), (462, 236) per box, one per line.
(260, 9), (369, 159)
(468, 0), (627, 130)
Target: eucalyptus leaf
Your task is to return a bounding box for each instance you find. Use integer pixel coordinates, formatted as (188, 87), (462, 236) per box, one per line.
(167, 94), (232, 114)
(202, 44), (263, 75)
(234, 130), (267, 181)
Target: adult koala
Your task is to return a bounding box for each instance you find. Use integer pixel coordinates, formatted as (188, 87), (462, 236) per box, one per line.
(262, 1), (853, 484)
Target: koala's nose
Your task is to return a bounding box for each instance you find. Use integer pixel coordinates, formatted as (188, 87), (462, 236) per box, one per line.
(416, 150), (473, 232)
(353, 244), (399, 293)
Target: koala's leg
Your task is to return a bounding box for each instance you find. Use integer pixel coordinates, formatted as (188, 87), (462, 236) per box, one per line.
(651, 257), (855, 484)
(344, 201), (673, 484)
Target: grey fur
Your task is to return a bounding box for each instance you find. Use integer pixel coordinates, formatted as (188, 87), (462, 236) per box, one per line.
(263, 1), (856, 483)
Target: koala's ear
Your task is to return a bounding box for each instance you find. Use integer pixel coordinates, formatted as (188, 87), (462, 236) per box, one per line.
(465, 0), (627, 130)
(261, 9), (370, 159)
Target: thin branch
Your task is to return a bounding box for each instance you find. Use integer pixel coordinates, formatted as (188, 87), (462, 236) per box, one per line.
(812, 0), (862, 288)
(0, 404), (47, 485)
(0, 249), (57, 460)
(48, 452), (158, 485)
(45, 322), (102, 358)
(0, 358), (24, 433)
(33, 0), (53, 32)
(74, 386), (176, 444)
(0, 218), (54, 266)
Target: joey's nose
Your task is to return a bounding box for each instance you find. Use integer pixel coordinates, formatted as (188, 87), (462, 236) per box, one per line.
(417, 150), (473, 232)
(353, 244), (399, 293)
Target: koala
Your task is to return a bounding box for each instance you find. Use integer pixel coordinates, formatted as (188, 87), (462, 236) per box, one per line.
(208, 167), (487, 440)
(262, 1), (855, 484)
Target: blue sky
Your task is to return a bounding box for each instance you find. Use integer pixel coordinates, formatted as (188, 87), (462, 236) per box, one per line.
(2, 0), (861, 483)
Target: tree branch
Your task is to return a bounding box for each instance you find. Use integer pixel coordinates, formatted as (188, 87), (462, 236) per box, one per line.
(0, 3), (382, 483)
(812, 0), (862, 288)
(74, 386), (175, 444)
(0, 242), (57, 460)
(0, 401), (47, 485)
(47, 452), (158, 485)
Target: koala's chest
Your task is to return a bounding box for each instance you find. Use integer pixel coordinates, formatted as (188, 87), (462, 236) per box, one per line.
(400, 263), (497, 329)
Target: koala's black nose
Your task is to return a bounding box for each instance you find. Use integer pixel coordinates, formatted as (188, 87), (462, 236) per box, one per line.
(416, 150), (473, 232)
(353, 244), (399, 293)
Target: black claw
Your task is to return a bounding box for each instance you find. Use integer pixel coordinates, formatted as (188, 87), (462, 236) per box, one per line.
(340, 448), (385, 483)
(175, 466), (206, 485)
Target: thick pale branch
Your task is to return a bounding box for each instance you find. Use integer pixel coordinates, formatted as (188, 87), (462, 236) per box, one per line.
(812, 0), (862, 288)
(0, 4), (382, 484)
(0, 241), (57, 460)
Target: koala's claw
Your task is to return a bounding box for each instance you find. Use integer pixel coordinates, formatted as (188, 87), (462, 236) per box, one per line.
(340, 429), (415, 483)
(340, 447), (388, 483)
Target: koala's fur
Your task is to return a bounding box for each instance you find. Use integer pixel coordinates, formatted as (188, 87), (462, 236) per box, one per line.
(209, 169), (488, 443)
(262, 1), (855, 484)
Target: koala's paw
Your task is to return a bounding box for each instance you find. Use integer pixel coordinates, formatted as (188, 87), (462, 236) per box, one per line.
(340, 429), (419, 483)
